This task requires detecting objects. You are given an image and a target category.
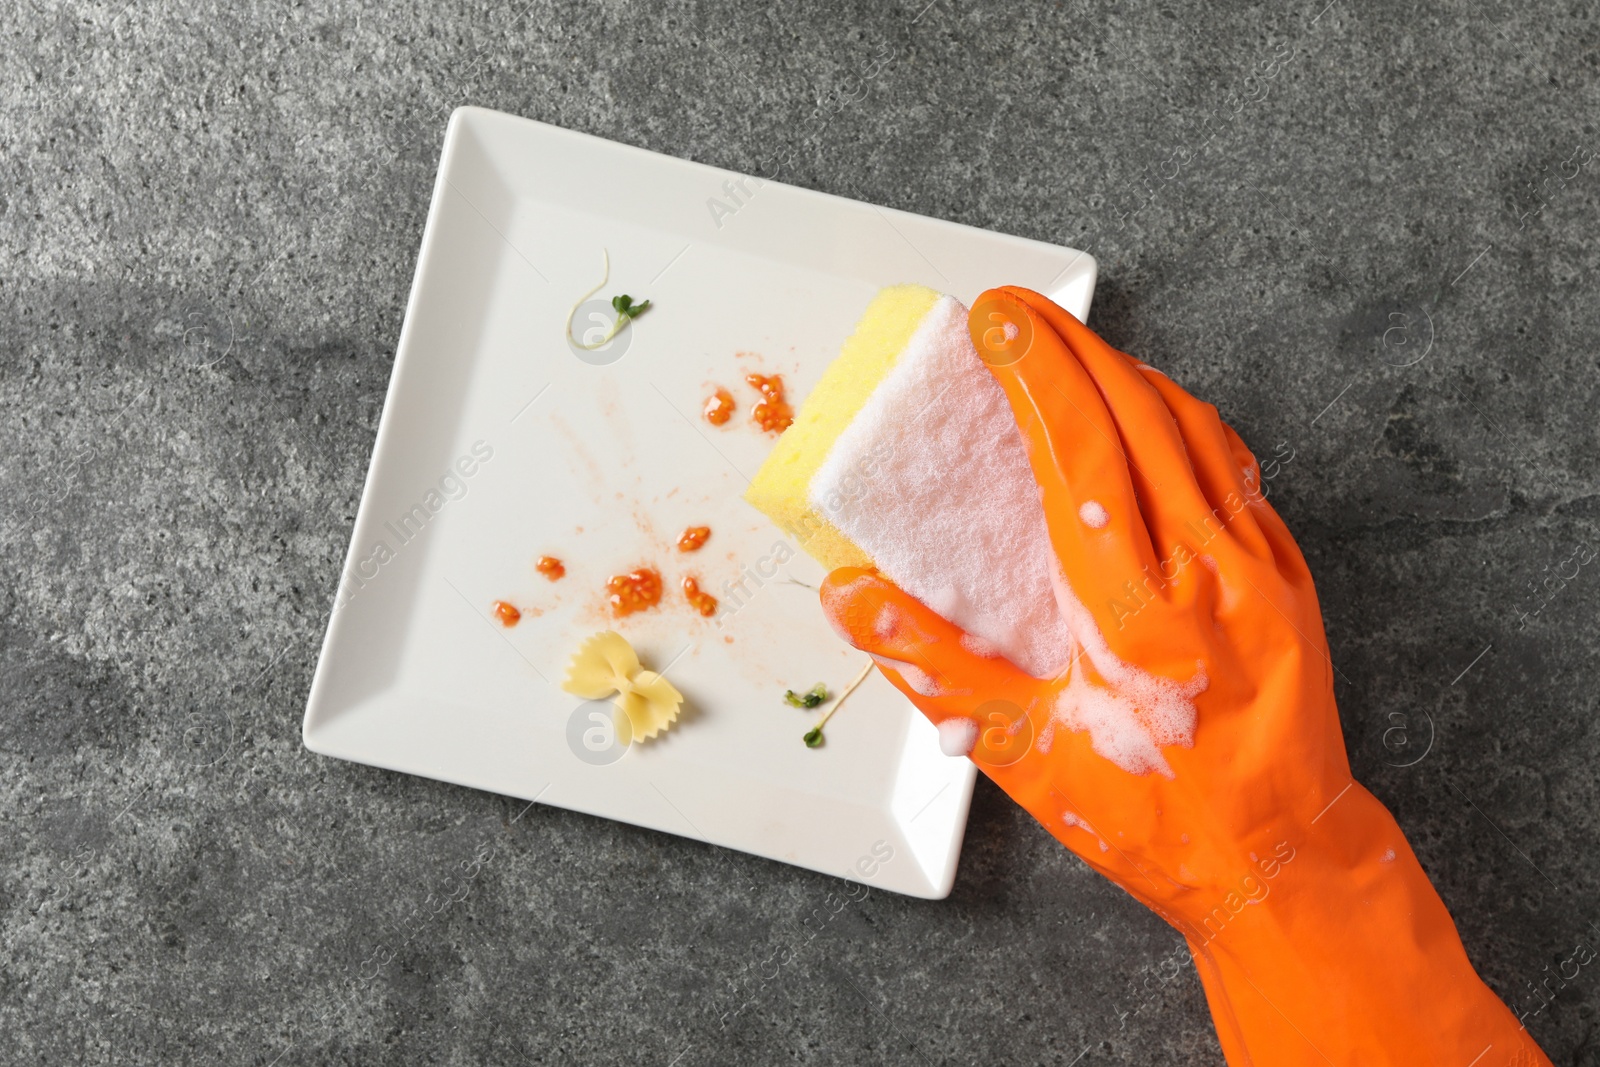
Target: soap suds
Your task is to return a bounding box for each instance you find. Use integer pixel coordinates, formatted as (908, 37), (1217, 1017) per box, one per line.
(937, 717), (979, 757)
(820, 572), (879, 645)
(870, 654), (946, 697)
(960, 633), (1002, 658)
(872, 601), (904, 641)
(1060, 811), (1110, 853)
(810, 296), (1073, 678)
(1078, 500), (1109, 529)
(1037, 564), (1207, 777)
(1002, 320), (1019, 341)
(1380, 848), (1396, 864)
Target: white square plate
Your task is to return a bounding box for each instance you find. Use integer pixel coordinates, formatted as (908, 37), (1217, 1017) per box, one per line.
(303, 107), (1096, 898)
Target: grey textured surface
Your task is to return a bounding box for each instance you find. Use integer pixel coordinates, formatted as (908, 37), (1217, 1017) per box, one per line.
(2, 0), (1597, 1063)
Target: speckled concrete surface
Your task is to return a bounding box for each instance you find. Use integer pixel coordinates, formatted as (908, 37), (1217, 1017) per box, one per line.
(2, 0), (1598, 1063)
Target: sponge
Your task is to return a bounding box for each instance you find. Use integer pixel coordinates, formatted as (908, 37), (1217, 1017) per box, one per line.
(745, 285), (1072, 679)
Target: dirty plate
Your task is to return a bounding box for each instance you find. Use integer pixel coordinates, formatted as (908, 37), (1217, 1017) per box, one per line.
(301, 107), (1097, 898)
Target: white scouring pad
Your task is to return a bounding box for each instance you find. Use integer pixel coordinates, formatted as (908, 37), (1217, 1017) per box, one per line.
(745, 285), (1072, 679)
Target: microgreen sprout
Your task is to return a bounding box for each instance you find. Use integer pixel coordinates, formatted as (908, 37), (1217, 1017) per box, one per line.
(800, 661), (874, 750)
(565, 249), (652, 351)
(784, 684), (829, 710)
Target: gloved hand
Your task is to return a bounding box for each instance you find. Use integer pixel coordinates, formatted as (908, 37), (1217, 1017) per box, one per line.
(821, 286), (1550, 1066)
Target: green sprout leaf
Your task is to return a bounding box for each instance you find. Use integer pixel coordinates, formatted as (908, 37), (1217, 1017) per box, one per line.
(783, 683), (829, 709)
(803, 726), (825, 748)
(611, 294), (651, 321)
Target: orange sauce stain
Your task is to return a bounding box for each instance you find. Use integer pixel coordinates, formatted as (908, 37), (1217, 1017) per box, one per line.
(606, 567), (663, 617)
(703, 388), (736, 426)
(535, 556), (566, 581)
(492, 601), (521, 627)
(676, 525), (711, 552)
(682, 575), (718, 617)
(746, 373), (793, 434)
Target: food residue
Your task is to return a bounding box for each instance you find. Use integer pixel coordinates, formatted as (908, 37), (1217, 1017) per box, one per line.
(564, 249), (652, 350)
(606, 567), (664, 617)
(802, 661), (874, 748)
(746, 373), (793, 434)
(492, 600), (521, 627)
(562, 630), (683, 741)
(536, 555), (566, 580)
(784, 684), (829, 709)
(703, 388), (735, 426)
(676, 525), (711, 552)
(681, 575), (718, 617)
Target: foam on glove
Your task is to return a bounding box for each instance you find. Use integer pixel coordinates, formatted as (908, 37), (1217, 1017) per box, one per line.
(745, 285), (1073, 679)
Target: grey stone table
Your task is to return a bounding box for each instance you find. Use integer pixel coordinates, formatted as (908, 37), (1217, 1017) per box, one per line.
(3, 0), (1596, 1063)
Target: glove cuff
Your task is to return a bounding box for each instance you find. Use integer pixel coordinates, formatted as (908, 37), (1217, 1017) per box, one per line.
(1176, 783), (1549, 1067)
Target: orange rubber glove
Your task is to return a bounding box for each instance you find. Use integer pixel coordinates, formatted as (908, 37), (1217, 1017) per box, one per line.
(821, 286), (1550, 1067)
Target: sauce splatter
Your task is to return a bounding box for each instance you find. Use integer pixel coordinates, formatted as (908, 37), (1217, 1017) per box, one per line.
(746, 373), (793, 434)
(703, 388), (736, 426)
(606, 567), (663, 617)
(676, 525), (711, 552)
(492, 600), (521, 627)
(536, 556), (566, 581)
(682, 576), (718, 617)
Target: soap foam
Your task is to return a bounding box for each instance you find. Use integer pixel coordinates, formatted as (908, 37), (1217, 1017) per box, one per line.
(870, 654), (947, 698)
(937, 717), (979, 757)
(811, 296), (1073, 678)
(1041, 564), (1207, 777)
(1078, 500), (1109, 529)
(872, 601), (904, 642)
(1060, 810), (1111, 853)
(960, 633), (1002, 658)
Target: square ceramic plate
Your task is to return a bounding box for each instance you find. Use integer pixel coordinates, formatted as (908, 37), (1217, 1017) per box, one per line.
(302, 107), (1097, 898)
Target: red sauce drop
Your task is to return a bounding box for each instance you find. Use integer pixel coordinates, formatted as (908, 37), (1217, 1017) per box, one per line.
(535, 556), (566, 581)
(746, 373), (793, 434)
(676, 525), (711, 552)
(606, 567), (663, 617)
(492, 600), (521, 627)
(682, 575), (718, 617)
(703, 388), (736, 426)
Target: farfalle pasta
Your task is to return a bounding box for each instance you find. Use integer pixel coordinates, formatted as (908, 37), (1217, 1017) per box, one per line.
(561, 631), (683, 741)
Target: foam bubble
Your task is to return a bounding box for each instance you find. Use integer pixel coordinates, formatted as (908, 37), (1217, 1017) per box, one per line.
(937, 717), (979, 757)
(1380, 848), (1396, 864)
(1002, 320), (1019, 341)
(1078, 500), (1110, 529)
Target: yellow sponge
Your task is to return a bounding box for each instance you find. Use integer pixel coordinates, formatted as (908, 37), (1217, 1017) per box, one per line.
(744, 284), (941, 570)
(744, 283), (1075, 679)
